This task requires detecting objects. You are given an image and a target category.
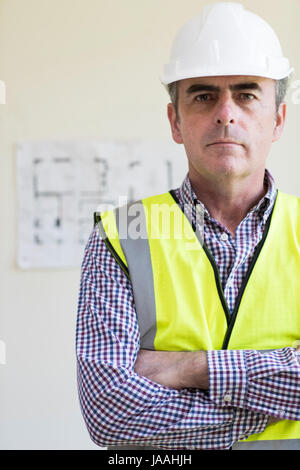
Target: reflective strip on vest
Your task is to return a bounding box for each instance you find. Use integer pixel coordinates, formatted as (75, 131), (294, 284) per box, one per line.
(96, 190), (300, 448)
(115, 201), (157, 350)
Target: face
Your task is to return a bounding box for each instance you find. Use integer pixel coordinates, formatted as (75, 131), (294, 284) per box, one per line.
(168, 75), (286, 185)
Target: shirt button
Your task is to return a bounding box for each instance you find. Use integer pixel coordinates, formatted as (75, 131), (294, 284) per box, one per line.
(227, 279), (234, 288)
(223, 393), (232, 403)
(277, 410), (286, 417)
(220, 232), (228, 242)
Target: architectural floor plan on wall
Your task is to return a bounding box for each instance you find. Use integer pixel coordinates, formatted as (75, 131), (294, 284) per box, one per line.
(16, 139), (187, 268)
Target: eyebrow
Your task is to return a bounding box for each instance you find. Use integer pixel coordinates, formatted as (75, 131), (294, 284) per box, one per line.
(185, 82), (263, 95)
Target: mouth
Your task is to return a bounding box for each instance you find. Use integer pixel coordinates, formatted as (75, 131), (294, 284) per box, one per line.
(207, 141), (242, 147)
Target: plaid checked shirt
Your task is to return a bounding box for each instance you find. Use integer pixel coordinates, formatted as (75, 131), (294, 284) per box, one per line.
(76, 168), (300, 450)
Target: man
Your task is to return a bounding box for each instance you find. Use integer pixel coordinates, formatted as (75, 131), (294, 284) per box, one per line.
(76, 3), (300, 450)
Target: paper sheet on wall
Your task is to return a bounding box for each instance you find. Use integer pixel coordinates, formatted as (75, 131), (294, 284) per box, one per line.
(16, 139), (188, 269)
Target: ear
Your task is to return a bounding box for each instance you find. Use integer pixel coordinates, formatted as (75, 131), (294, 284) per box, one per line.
(167, 103), (183, 144)
(272, 101), (287, 142)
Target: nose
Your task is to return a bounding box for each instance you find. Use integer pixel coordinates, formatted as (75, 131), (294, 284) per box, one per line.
(214, 92), (237, 126)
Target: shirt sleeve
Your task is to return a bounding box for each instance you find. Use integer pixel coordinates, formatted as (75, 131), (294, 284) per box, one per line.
(76, 227), (269, 449)
(207, 348), (300, 421)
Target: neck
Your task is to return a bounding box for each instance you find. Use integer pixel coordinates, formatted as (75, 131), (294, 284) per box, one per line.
(189, 170), (267, 237)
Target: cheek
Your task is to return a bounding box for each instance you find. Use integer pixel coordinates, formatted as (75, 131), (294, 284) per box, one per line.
(180, 116), (207, 143)
(241, 112), (275, 153)
(256, 117), (276, 148)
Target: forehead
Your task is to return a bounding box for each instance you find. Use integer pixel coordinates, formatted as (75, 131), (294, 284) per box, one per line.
(178, 75), (275, 94)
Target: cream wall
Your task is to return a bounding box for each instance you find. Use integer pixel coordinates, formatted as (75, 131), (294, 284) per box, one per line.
(0, 0), (299, 449)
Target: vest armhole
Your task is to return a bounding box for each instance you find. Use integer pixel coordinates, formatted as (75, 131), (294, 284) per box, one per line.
(94, 212), (131, 281)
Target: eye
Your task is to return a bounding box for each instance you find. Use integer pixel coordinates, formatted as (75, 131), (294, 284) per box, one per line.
(195, 94), (212, 102)
(239, 93), (256, 101)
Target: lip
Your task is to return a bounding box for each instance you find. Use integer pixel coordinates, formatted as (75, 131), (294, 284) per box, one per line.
(208, 141), (241, 146)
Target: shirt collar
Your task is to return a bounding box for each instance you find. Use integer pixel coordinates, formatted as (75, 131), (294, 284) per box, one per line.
(178, 168), (277, 223)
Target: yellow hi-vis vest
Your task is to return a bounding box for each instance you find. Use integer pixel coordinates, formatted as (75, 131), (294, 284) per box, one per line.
(94, 189), (300, 450)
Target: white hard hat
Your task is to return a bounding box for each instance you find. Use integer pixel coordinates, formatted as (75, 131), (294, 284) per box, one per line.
(161, 2), (293, 85)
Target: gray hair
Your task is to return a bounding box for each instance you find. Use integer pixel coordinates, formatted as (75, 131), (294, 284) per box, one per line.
(167, 77), (291, 115)
(275, 76), (290, 111)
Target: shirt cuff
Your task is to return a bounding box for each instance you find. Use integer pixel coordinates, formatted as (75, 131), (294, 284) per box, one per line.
(207, 349), (248, 408)
(207, 347), (300, 421)
(242, 347), (300, 420)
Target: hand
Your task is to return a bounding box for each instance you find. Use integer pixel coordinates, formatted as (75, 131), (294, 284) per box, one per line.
(134, 349), (209, 390)
(293, 340), (300, 353)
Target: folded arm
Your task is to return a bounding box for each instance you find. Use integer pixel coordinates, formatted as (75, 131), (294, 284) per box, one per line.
(135, 346), (300, 422)
(76, 229), (268, 449)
